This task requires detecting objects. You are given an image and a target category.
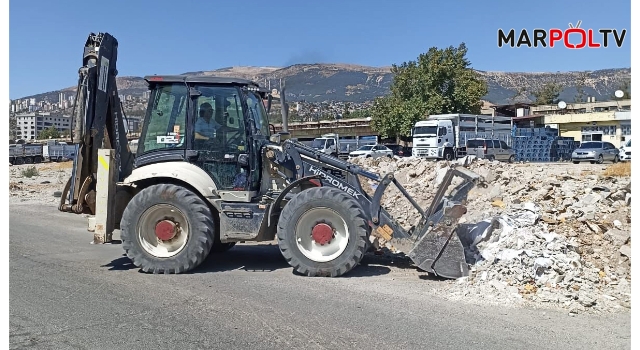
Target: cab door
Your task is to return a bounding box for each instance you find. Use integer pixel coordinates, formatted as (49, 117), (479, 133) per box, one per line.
(190, 85), (250, 192)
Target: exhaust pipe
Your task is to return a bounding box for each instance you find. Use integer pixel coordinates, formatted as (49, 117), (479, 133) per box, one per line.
(280, 79), (289, 133)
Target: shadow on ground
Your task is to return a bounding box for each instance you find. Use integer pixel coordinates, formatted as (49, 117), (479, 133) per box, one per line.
(101, 244), (424, 278)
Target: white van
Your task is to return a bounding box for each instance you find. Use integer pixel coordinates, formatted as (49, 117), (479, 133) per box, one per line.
(619, 137), (631, 161)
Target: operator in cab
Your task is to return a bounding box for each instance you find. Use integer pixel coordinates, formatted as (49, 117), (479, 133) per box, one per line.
(195, 102), (222, 140)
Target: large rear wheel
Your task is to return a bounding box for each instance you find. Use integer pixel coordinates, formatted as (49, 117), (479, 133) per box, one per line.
(277, 187), (369, 277)
(120, 184), (215, 274)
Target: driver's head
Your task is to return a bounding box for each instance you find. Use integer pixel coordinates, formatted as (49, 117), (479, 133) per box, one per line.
(199, 102), (213, 120)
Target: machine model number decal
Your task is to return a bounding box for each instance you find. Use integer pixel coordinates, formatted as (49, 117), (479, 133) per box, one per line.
(98, 57), (109, 92)
(308, 165), (362, 199)
(157, 132), (180, 144)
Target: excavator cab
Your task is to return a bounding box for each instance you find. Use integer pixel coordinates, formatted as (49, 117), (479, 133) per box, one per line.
(134, 76), (272, 195)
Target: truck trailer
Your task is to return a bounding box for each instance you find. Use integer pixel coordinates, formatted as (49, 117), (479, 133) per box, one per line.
(411, 113), (513, 160)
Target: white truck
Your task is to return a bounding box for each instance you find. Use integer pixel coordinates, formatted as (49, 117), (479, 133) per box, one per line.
(310, 133), (378, 159)
(411, 113), (513, 160)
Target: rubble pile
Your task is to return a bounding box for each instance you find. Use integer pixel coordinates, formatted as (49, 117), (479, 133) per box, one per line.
(351, 156), (632, 314)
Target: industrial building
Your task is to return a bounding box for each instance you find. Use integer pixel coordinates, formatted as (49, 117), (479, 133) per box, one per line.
(536, 99), (631, 147)
(15, 112), (72, 140)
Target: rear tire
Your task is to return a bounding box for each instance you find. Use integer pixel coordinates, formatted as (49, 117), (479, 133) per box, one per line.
(277, 187), (368, 277)
(508, 155), (515, 163)
(573, 161), (580, 164)
(120, 184), (215, 274)
(487, 155), (495, 161)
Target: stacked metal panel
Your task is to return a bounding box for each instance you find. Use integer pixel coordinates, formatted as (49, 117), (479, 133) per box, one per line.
(512, 128), (580, 162)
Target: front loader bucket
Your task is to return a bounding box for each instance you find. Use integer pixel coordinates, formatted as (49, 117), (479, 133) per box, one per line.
(370, 164), (491, 279)
(407, 203), (470, 279)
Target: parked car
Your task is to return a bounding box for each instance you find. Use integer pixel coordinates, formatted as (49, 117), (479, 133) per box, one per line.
(619, 138), (631, 162)
(384, 144), (411, 157)
(348, 144), (394, 159)
(572, 141), (620, 164)
(465, 138), (515, 163)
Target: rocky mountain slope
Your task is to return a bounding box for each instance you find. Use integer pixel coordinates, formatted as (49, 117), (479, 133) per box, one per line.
(21, 64), (630, 105)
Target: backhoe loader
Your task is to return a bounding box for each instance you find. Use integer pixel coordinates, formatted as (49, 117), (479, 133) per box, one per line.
(59, 32), (491, 279)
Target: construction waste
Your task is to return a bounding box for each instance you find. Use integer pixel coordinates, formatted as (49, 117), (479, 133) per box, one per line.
(351, 155), (631, 314)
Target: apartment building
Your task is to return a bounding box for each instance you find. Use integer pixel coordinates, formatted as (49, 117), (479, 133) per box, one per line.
(15, 112), (73, 140)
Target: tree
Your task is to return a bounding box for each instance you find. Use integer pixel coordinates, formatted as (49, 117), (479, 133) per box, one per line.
(38, 126), (60, 140)
(532, 83), (563, 105)
(9, 116), (17, 140)
(348, 109), (371, 119)
(369, 43), (487, 138)
(343, 102), (351, 118)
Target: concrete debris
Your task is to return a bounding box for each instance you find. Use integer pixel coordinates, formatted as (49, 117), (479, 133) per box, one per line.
(350, 156), (631, 314)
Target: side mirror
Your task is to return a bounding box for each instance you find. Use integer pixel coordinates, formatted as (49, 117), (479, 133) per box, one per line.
(410, 128), (414, 137)
(238, 154), (249, 167)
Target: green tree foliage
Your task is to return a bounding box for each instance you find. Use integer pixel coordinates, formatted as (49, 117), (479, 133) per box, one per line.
(369, 43), (487, 138)
(343, 102), (351, 118)
(38, 126), (60, 140)
(347, 109), (371, 119)
(532, 83), (563, 105)
(9, 116), (17, 140)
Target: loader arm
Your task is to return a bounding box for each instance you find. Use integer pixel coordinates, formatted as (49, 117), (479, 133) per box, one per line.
(59, 32), (134, 215)
(269, 138), (487, 279)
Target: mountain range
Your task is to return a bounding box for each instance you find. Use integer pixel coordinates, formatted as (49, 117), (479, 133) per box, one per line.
(20, 64), (631, 105)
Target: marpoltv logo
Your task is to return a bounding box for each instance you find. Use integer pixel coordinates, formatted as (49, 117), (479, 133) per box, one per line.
(498, 21), (627, 49)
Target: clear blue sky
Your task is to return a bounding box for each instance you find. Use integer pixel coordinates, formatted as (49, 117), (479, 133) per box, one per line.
(9, 0), (630, 99)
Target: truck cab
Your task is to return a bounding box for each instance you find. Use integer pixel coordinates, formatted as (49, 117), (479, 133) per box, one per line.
(411, 119), (455, 160)
(310, 134), (338, 156)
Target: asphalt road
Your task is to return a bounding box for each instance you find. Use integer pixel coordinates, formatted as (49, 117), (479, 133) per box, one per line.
(10, 202), (631, 350)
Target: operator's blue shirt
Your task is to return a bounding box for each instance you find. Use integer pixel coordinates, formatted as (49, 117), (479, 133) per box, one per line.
(195, 118), (221, 138)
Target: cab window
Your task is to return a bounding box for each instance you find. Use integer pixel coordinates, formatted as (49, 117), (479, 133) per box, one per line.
(139, 83), (187, 154)
(245, 92), (270, 136)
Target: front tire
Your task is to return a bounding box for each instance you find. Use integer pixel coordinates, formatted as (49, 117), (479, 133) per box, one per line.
(120, 184), (215, 274)
(277, 187), (368, 277)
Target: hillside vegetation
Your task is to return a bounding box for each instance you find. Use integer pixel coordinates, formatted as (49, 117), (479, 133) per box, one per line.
(22, 64), (630, 105)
